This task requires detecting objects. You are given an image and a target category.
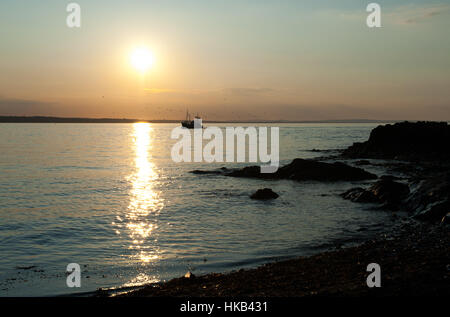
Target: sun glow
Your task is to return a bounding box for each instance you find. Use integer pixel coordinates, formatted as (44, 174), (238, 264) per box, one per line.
(130, 47), (154, 73)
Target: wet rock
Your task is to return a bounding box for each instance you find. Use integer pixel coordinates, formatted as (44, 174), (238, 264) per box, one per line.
(341, 179), (410, 210)
(191, 167), (230, 175)
(227, 166), (262, 178)
(342, 121), (450, 161)
(228, 159), (377, 182)
(15, 265), (37, 270)
(250, 188), (279, 200)
(406, 173), (450, 222)
(341, 187), (378, 203)
(368, 179), (410, 206)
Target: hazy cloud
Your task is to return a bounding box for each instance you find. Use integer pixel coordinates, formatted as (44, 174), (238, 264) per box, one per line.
(143, 87), (277, 98)
(0, 98), (56, 116)
(390, 4), (450, 25)
(337, 3), (450, 25)
(144, 88), (217, 96)
(222, 88), (275, 97)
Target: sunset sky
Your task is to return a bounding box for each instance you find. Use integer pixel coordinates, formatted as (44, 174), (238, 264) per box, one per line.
(1, 0), (449, 121)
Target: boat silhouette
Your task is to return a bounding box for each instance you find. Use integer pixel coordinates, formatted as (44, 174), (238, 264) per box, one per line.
(181, 110), (203, 129)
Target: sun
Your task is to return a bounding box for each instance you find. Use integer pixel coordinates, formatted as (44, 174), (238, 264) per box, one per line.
(130, 47), (154, 73)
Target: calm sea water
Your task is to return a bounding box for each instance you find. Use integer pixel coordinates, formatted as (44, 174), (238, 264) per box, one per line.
(0, 123), (400, 296)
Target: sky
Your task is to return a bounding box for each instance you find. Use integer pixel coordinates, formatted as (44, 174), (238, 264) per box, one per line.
(0, 0), (449, 121)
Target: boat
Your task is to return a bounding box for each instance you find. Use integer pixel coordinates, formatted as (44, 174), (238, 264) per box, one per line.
(181, 110), (203, 129)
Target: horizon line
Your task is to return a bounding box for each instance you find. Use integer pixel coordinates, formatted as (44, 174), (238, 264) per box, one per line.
(0, 115), (420, 124)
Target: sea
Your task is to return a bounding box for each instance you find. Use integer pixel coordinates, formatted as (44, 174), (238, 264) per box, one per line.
(0, 122), (403, 296)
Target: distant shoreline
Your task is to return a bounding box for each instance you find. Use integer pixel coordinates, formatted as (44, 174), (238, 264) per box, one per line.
(0, 116), (398, 124)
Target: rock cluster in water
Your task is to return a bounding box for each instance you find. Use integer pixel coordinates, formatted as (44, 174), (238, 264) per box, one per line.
(341, 178), (410, 210)
(192, 159), (377, 181)
(226, 159), (377, 181)
(340, 121), (450, 223)
(192, 121), (450, 224)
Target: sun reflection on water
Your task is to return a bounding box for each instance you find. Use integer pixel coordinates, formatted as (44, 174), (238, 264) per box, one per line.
(125, 123), (164, 266)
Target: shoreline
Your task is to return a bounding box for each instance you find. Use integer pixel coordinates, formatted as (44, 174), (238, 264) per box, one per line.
(105, 220), (449, 297)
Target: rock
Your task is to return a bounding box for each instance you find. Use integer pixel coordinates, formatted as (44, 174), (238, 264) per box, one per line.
(15, 265), (37, 270)
(341, 187), (378, 203)
(354, 160), (371, 166)
(191, 167), (230, 175)
(342, 121), (450, 161)
(369, 179), (410, 206)
(406, 173), (450, 222)
(341, 179), (410, 210)
(250, 188), (279, 200)
(228, 166), (262, 178)
(228, 159), (377, 182)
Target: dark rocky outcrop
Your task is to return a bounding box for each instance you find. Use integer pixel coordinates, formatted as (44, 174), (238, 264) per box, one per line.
(227, 159), (377, 182)
(405, 173), (450, 222)
(250, 188), (279, 200)
(341, 179), (410, 210)
(343, 121), (450, 161)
